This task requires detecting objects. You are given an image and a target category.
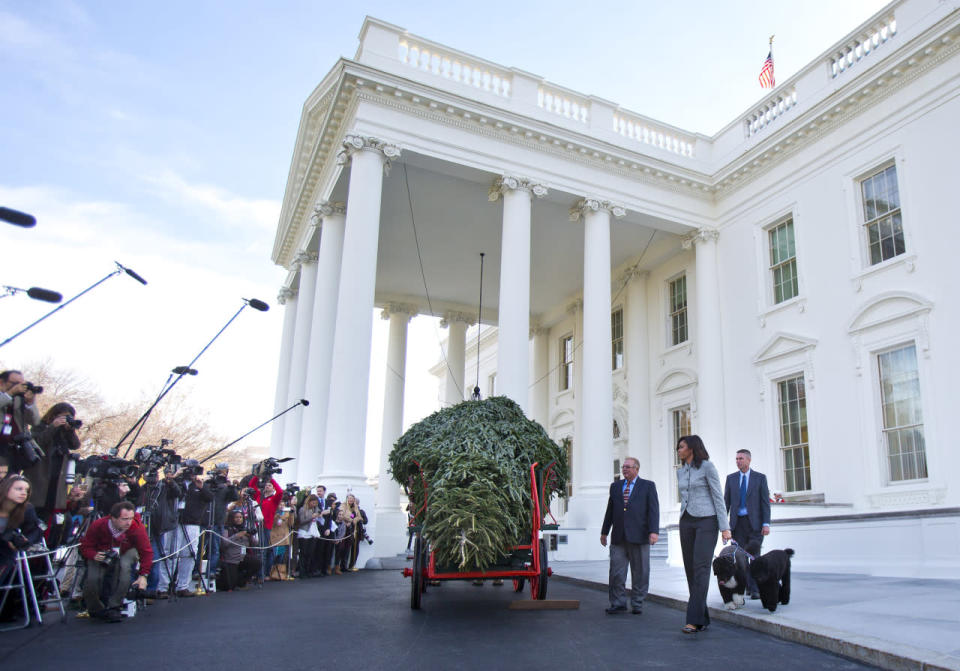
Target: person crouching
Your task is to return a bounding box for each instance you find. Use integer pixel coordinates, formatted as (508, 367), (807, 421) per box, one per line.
(217, 510), (260, 591)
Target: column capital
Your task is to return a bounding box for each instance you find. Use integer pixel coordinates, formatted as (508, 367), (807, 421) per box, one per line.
(277, 287), (295, 305)
(440, 311), (476, 328)
(566, 298), (584, 316)
(617, 265), (649, 289)
(681, 227), (720, 250)
(380, 302), (417, 321)
(337, 134), (401, 170)
(312, 200), (347, 224)
(569, 198), (627, 222)
(488, 175), (548, 201)
(530, 325), (550, 338)
(292, 251), (319, 268)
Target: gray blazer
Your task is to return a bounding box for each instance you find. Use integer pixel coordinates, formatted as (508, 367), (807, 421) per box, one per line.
(677, 459), (729, 531)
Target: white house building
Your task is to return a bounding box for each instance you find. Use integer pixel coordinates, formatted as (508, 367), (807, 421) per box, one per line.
(271, 0), (960, 576)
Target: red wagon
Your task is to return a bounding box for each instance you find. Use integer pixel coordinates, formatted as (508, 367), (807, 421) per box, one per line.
(403, 461), (560, 609)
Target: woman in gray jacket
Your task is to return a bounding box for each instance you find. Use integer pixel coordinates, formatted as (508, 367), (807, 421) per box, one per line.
(676, 434), (731, 634)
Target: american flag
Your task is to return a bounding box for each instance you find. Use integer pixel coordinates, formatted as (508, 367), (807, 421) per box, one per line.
(759, 50), (775, 88)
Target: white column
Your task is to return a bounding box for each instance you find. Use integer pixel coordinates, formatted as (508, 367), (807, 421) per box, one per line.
(269, 287), (297, 458)
(322, 135), (399, 497)
(565, 199), (626, 559)
(297, 201), (346, 487)
(376, 303), (414, 556)
(282, 251), (318, 482)
(531, 327), (550, 428)
(489, 176), (546, 414)
(441, 312), (471, 407)
(625, 270), (651, 472)
(685, 228), (727, 463)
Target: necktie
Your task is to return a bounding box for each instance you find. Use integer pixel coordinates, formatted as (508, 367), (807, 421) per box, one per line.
(623, 480), (631, 508)
(739, 473), (747, 510)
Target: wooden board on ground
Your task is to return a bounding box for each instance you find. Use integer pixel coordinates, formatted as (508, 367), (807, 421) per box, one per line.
(508, 600), (580, 610)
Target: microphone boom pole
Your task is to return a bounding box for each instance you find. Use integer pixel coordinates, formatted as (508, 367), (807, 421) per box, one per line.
(1, 262), (146, 349)
(197, 399), (308, 465)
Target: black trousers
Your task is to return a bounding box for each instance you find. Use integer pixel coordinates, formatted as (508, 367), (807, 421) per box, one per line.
(679, 513), (718, 626)
(733, 515), (763, 592)
(297, 537), (316, 576)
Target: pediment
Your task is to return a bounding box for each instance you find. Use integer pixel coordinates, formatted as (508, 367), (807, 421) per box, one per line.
(848, 292), (932, 334)
(655, 368), (697, 395)
(550, 408), (575, 429)
(754, 332), (818, 364)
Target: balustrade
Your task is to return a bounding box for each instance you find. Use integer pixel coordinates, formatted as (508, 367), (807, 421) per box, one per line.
(744, 87), (798, 137)
(612, 112), (696, 157)
(397, 39), (512, 97)
(830, 15), (897, 78)
(537, 85), (589, 123)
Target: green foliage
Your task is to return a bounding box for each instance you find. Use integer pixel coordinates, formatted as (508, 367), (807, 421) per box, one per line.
(390, 396), (567, 571)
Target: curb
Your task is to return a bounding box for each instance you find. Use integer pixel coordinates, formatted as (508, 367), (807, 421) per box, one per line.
(553, 575), (960, 671)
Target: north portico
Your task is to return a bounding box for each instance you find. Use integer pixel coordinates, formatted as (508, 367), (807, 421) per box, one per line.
(273, 1), (960, 573)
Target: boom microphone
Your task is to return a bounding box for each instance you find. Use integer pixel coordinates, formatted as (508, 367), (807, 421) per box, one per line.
(0, 207), (37, 228)
(244, 298), (269, 312)
(115, 262), (148, 285)
(300, 399), (309, 406)
(25, 287), (63, 303)
(171, 366), (199, 376)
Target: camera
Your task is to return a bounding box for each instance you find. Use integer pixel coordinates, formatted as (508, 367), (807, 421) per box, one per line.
(76, 454), (139, 481)
(9, 432), (41, 466)
(0, 528), (31, 550)
(134, 443), (180, 474)
(100, 547), (120, 566)
(177, 458), (203, 481)
(205, 469), (229, 488)
(14, 381), (43, 396)
(65, 416), (83, 429)
(284, 483), (300, 497)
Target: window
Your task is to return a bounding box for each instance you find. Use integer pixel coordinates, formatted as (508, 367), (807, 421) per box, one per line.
(777, 375), (811, 492)
(861, 164), (904, 265)
(668, 275), (688, 346)
(878, 344), (926, 481)
(611, 307), (624, 370)
(769, 218), (798, 303)
(671, 405), (691, 501)
(559, 335), (574, 391)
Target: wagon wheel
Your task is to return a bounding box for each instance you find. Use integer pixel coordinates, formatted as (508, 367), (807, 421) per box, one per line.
(529, 538), (549, 600)
(512, 577), (525, 592)
(410, 534), (424, 609)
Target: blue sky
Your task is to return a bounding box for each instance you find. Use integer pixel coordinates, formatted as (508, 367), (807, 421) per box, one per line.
(0, 0), (889, 471)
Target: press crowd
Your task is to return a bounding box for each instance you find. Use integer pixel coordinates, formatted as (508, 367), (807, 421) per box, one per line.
(0, 368), (371, 625)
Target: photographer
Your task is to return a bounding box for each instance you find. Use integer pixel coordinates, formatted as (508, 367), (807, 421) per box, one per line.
(177, 459), (213, 593)
(247, 474), (281, 581)
(269, 493), (295, 580)
(0, 476), (43, 581)
(95, 474), (141, 518)
(143, 466), (183, 599)
(79, 501), (152, 623)
(0, 370), (42, 473)
(26, 402), (82, 521)
(295, 494), (322, 578)
(217, 509), (259, 591)
(205, 463), (237, 576)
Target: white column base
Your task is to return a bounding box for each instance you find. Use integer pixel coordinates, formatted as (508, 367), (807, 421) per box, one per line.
(561, 489), (610, 561)
(369, 508), (409, 559)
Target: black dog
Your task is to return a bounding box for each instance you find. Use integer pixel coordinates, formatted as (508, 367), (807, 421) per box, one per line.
(712, 540), (760, 610)
(749, 548), (794, 612)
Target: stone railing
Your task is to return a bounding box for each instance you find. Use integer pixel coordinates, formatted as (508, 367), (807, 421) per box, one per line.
(744, 87), (799, 137)
(830, 14), (897, 78)
(612, 110), (697, 157)
(537, 84), (589, 124)
(397, 38), (512, 97)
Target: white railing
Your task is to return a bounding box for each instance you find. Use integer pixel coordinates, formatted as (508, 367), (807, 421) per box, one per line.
(537, 85), (589, 124)
(744, 87), (798, 137)
(397, 39), (512, 97)
(830, 15), (897, 78)
(612, 112), (696, 157)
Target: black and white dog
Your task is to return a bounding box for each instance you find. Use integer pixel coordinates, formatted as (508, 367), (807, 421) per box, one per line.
(749, 548), (795, 612)
(712, 540), (761, 609)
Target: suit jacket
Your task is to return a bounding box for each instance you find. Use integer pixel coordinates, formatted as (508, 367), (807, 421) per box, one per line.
(601, 477), (659, 545)
(723, 468), (771, 531)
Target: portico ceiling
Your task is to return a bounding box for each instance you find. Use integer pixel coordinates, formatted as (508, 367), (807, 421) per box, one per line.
(332, 150), (687, 325)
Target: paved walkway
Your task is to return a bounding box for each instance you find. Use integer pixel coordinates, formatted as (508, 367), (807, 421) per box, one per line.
(552, 560), (960, 671)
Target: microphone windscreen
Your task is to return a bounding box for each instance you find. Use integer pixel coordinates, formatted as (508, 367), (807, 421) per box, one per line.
(123, 267), (148, 285)
(0, 207), (37, 228)
(246, 298), (269, 312)
(300, 399), (309, 406)
(26, 287), (63, 303)
(172, 366), (198, 376)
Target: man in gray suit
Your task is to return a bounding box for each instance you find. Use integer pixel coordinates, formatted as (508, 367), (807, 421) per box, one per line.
(724, 449), (771, 599)
(601, 457), (659, 614)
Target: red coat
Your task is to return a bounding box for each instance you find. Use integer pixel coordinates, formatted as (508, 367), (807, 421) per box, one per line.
(79, 516), (153, 575)
(248, 476), (282, 530)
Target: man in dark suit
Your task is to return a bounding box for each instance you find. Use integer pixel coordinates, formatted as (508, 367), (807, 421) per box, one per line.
(600, 457), (659, 614)
(724, 449), (771, 599)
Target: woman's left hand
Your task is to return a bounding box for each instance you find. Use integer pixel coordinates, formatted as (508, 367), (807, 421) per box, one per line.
(721, 529), (732, 542)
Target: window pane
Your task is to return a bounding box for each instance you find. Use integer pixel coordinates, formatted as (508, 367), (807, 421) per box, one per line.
(778, 375), (811, 492)
(878, 344), (926, 482)
(862, 165), (904, 266)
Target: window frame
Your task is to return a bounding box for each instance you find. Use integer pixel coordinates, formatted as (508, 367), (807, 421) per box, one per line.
(876, 342), (927, 483)
(611, 306), (624, 371)
(775, 373), (812, 493)
(859, 162), (905, 267)
(559, 334), (574, 392)
(666, 273), (688, 347)
(768, 216), (800, 305)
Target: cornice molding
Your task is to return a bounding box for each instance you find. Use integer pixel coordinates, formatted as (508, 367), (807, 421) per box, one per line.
(568, 197), (627, 222)
(487, 175), (548, 201)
